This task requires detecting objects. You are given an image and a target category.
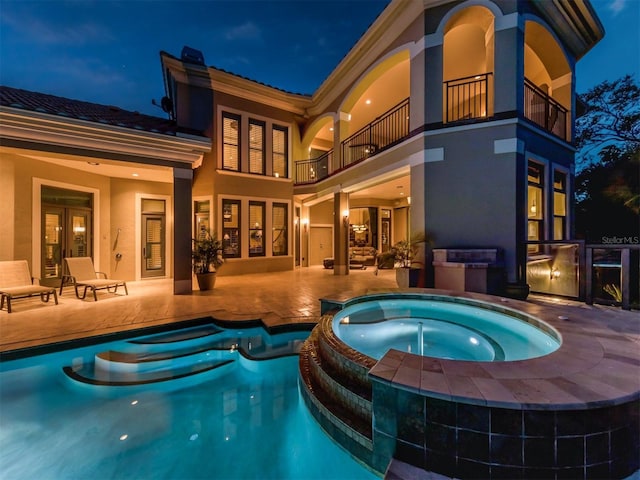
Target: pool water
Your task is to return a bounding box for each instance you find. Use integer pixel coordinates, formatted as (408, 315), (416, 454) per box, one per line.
(0, 325), (379, 480)
(333, 298), (560, 361)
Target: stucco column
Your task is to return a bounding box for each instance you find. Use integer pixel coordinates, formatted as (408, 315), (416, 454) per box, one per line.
(173, 167), (193, 294)
(493, 24), (524, 116)
(424, 43), (443, 125)
(333, 191), (350, 276)
(410, 41), (428, 130)
(410, 157), (431, 287)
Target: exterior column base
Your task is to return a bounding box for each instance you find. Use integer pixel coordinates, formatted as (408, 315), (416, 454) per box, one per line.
(174, 278), (192, 294)
(334, 265), (349, 275)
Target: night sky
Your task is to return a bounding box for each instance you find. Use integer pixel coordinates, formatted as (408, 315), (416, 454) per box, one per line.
(0, 0), (637, 117)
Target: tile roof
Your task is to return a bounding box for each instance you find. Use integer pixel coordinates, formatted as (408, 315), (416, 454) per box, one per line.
(160, 51), (312, 97)
(0, 85), (199, 137)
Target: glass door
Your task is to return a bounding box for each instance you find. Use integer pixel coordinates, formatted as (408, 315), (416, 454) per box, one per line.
(141, 198), (166, 278)
(41, 206), (92, 286)
(381, 209), (391, 253)
(43, 207), (63, 282)
(68, 209), (89, 258)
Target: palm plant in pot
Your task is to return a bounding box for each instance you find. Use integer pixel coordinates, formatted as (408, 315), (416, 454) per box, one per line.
(192, 229), (224, 291)
(384, 231), (431, 288)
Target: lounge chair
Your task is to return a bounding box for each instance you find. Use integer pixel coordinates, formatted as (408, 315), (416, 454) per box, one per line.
(61, 257), (128, 301)
(0, 260), (58, 313)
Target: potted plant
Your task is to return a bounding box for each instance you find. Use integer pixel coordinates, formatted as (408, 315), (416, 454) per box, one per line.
(192, 229), (224, 291)
(376, 232), (431, 287)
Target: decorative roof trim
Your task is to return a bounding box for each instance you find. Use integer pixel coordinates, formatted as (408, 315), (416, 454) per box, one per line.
(0, 107), (211, 166)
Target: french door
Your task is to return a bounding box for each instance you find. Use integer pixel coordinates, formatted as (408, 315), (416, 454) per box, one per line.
(42, 206), (92, 286)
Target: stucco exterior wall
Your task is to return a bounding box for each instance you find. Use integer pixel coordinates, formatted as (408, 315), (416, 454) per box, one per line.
(0, 154), (111, 277)
(110, 178), (173, 281)
(0, 158), (16, 261)
(422, 123), (519, 282)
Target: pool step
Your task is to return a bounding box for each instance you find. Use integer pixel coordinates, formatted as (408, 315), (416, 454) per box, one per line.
(129, 324), (223, 344)
(64, 358), (235, 387)
(95, 347), (232, 373)
(64, 323), (311, 394)
(64, 324), (237, 391)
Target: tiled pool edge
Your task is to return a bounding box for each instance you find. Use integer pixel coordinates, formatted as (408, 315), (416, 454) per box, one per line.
(311, 290), (640, 479)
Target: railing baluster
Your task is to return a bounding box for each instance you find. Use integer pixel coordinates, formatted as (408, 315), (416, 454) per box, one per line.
(524, 78), (568, 141)
(444, 73), (492, 123)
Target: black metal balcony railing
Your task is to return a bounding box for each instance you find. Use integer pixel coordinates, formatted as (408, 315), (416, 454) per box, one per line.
(444, 73), (492, 123)
(340, 98), (410, 169)
(524, 79), (568, 141)
(294, 149), (332, 185)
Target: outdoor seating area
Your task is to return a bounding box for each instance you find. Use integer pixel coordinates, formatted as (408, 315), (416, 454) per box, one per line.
(0, 260), (58, 313)
(60, 257), (128, 301)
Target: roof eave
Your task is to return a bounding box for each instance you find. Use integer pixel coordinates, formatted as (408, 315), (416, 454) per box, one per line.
(531, 0), (605, 60)
(160, 51), (313, 116)
(0, 106), (211, 167)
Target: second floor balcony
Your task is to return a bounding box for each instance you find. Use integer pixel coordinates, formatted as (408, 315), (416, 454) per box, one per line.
(293, 75), (571, 186)
(294, 98), (410, 185)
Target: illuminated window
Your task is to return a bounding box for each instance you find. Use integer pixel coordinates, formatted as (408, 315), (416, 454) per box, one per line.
(194, 200), (210, 241)
(528, 162), (544, 253)
(248, 119), (265, 174)
(222, 113), (240, 171)
(272, 125), (288, 178)
(222, 199), (240, 258)
(553, 170), (567, 240)
(272, 203), (288, 256)
(249, 201), (265, 257)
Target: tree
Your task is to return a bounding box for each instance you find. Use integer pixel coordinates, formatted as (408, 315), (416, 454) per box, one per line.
(575, 75), (640, 242)
(575, 144), (639, 241)
(576, 74), (640, 161)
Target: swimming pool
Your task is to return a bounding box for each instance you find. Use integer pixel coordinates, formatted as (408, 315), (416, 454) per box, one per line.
(332, 298), (560, 361)
(0, 322), (379, 479)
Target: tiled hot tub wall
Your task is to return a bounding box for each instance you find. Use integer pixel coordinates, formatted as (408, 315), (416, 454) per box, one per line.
(310, 292), (640, 479)
(371, 378), (640, 479)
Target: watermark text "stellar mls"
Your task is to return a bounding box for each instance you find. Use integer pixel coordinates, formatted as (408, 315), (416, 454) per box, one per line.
(602, 236), (639, 244)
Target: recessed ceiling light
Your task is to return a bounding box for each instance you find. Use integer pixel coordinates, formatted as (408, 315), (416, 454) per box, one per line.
(329, 127), (334, 131)
(365, 99), (371, 105)
(132, 173), (139, 177)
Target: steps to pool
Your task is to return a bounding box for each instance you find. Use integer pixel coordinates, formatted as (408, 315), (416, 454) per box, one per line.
(64, 322), (309, 393)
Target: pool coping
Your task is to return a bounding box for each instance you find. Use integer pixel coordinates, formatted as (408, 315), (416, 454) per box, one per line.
(320, 288), (640, 411)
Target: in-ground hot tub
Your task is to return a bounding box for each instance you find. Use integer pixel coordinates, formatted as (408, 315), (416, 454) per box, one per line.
(300, 292), (640, 479)
(332, 298), (560, 361)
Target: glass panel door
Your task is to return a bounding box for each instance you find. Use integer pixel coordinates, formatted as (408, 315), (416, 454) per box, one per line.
(381, 209), (391, 253)
(43, 207), (63, 282)
(142, 214), (165, 277)
(41, 207), (92, 286)
(68, 210), (89, 258)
